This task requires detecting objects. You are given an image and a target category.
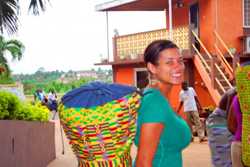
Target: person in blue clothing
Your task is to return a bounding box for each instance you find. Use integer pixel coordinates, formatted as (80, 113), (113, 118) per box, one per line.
(34, 89), (46, 103)
(48, 89), (58, 111)
(134, 40), (192, 167)
(206, 88), (236, 167)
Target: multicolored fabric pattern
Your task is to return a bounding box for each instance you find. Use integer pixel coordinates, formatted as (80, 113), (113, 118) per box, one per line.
(59, 92), (141, 166)
(236, 65), (250, 167)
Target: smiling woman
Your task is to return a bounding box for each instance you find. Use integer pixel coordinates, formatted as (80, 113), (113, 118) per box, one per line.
(135, 40), (191, 167)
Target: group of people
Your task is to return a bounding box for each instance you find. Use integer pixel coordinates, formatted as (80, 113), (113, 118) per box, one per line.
(59, 39), (247, 167)
(34, 88), (58, 112)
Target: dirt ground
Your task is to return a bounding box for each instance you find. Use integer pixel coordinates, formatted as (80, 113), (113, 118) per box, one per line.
(48, 115), (212, 167)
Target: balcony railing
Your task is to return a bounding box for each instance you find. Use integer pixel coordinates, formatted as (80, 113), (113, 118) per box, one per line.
(113, 26), (190, 62)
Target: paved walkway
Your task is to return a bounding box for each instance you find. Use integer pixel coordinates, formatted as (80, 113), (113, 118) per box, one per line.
(48, 114), (212, 167)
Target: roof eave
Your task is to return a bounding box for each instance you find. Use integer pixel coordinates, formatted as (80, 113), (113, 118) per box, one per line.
(95, 0), (138, 11)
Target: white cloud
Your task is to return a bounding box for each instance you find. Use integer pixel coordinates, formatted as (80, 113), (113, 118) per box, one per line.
(8, 0), (165, 74)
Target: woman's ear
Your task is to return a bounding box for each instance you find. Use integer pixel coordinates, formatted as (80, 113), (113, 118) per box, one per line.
(147, 62), (156, 75)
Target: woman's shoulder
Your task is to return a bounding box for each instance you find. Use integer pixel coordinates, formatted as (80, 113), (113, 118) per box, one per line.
(138, 88), (173, 123)
(141, 88), (170, 108)
(143, 88), (162, 96)
(142, 88), (165, 102)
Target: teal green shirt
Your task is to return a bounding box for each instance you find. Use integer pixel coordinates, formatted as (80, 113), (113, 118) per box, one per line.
(134, 88), (191, 167)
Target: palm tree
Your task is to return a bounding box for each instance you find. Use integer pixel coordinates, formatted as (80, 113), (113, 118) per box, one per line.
(0, 0), (49, 34)
(28, 0), (48, 15)
(0, 0), (18, 34)
(0, 35), (25, 75)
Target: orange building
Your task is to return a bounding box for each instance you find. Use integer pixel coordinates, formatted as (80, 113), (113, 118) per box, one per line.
(95, 0), (250, 113)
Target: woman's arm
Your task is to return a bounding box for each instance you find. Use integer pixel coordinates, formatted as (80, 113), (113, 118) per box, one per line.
(136, 123), (164, 167)
(227, 101), (237, 134)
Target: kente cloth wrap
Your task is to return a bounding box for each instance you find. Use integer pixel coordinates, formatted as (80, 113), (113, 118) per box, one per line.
(236, 65), (250, 167)
(59, 92), (141, 167)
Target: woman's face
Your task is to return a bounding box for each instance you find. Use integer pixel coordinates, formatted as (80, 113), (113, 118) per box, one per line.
(149, 48), (185, 85)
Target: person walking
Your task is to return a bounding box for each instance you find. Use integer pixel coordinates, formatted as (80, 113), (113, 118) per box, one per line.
(177, 81), (206, 142)
(48, 89), (58, 120)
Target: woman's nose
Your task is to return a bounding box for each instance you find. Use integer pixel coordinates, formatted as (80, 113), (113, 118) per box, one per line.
(173, 60), (184, 69)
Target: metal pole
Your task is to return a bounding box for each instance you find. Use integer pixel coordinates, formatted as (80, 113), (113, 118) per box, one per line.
(60, 123), (65, 154)
(168, 0), (173, 40)
(215, 0), (218, 46)
(164, 8), (168, 39)
(106, 11), (110, 61)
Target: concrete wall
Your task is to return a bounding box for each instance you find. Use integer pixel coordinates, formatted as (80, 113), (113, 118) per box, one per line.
(0, 83), (25, 100)
(0, 120), (56, 167)
(216, 0), (243, 53)
(113, 64), (146, 86)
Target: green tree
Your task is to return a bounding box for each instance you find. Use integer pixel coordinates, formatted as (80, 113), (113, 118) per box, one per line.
(0, 0), (49, 34)
(0, 35), (25, 75)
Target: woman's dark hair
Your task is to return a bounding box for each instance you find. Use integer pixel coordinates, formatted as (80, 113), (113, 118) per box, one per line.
(144, 40), (179, 65)
(49, 88), (55, 93)
(218, 87), (237, 111)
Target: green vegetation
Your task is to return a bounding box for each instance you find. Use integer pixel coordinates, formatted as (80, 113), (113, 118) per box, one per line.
(0, 35), (24, 84)
(0, 91), (49, 122)
(14, 103), (49, 122)
(22, 78), (94, 95)
(0, 35), (25, 76)
(13, 68), (112, 95)
(0, 74), (15, 84)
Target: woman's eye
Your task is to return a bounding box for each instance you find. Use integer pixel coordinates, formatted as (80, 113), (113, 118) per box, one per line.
(165, 61), (173, 65)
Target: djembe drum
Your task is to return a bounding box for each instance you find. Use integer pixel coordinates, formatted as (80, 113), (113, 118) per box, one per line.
(59, 82), (141, 166)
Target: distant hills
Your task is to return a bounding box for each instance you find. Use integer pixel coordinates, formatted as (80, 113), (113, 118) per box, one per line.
(13, 68), (112, 95)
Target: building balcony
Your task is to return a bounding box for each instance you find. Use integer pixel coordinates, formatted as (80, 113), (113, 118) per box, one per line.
(96, 26), (191, 66)
(114, 26), (190, 62)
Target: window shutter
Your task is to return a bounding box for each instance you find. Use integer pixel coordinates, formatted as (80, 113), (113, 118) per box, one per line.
(244, 0), (250, 26)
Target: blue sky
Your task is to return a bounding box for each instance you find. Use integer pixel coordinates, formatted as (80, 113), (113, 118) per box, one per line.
(8, 0), (165, 74)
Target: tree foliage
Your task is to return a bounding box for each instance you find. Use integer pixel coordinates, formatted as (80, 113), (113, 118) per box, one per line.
(0, 73), (14, 84)
(0, 0), (49, 34)
(0, 0), (19, 34)
(13, 69), (112, 95)
(0, 90), (49, 121)
(0, 35), (25, 75)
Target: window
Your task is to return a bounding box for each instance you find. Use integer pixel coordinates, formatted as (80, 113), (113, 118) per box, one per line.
(244, 0), (250, 27)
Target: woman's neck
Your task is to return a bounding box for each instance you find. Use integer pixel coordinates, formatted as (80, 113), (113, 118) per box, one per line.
(149, 81), (172, 98)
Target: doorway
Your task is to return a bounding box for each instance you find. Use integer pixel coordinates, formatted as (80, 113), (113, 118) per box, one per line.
(190, 2), (200, 51)
(134, 68), (148, 90)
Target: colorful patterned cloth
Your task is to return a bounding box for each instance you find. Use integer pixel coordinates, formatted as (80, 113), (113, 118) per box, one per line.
(59, 92), (141, 167)
(236, 65), (250, 167)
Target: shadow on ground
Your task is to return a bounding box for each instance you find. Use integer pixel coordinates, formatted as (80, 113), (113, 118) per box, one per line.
(47, 112), (211, 167)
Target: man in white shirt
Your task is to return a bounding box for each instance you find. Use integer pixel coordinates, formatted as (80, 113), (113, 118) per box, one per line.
(177, 81), (206, 142)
